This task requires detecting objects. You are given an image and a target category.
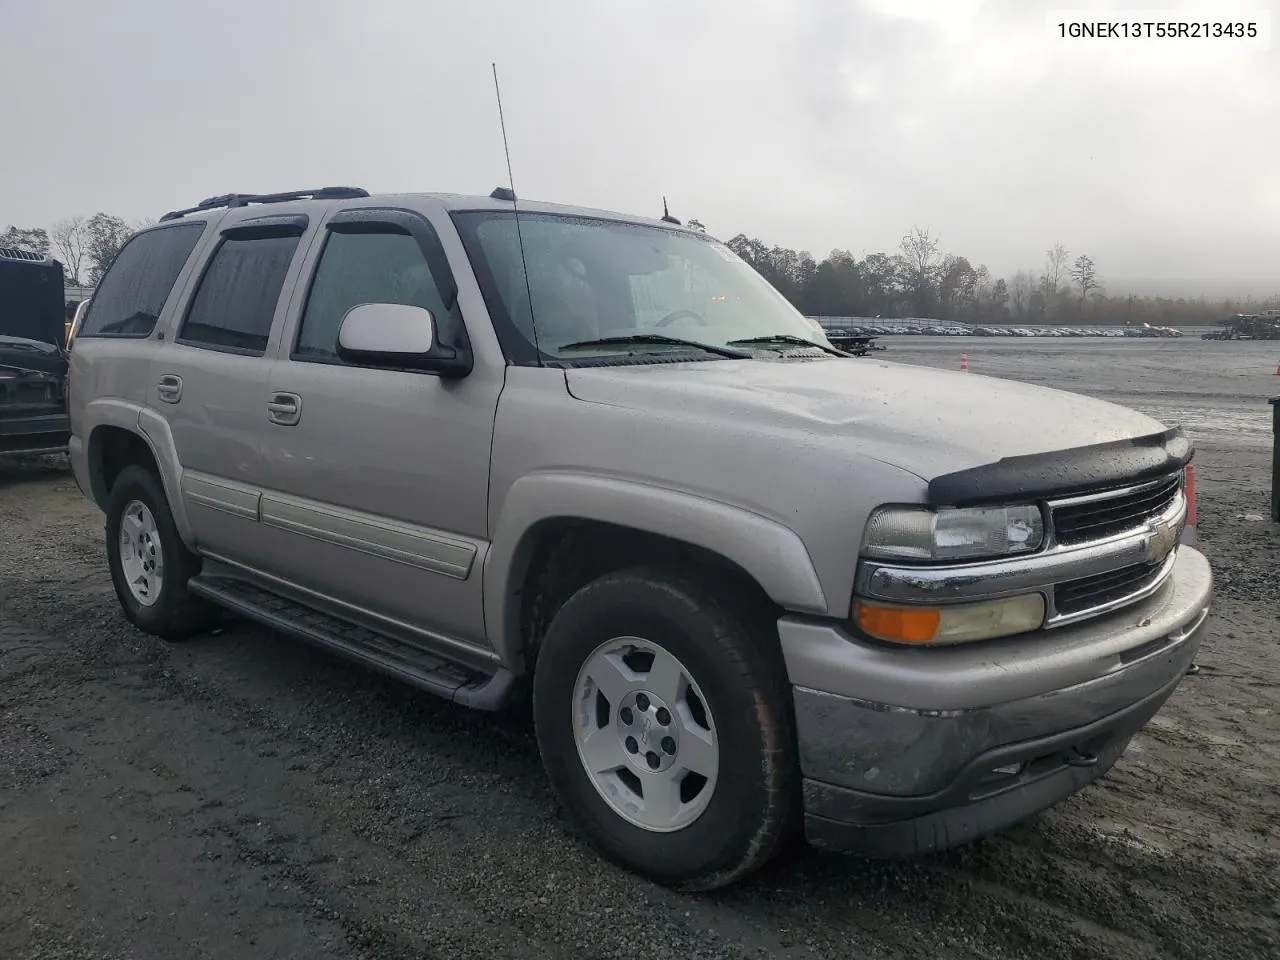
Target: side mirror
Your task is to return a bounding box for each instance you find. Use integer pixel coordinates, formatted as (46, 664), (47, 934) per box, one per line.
(336, 302), (470, 377)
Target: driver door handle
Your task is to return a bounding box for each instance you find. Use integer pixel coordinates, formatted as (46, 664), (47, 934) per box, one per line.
(156, 374), (183, 404)
(267, 392), (302, 426)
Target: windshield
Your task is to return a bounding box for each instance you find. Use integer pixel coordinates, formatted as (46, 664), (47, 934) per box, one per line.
(452, 211), (829, 363)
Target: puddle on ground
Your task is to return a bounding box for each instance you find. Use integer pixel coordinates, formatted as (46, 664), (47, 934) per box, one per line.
(1131, 405), (1273, 447)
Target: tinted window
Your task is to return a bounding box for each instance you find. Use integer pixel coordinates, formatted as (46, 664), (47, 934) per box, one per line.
(79, 223), (204, 338)
(295, 231), (460, 361)
(179, 234), (300, 354)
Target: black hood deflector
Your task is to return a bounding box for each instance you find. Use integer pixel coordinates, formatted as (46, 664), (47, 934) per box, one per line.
(927, 426), (1193, 506)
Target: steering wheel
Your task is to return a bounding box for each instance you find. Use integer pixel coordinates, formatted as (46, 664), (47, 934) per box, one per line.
(655, 309), (708, 327)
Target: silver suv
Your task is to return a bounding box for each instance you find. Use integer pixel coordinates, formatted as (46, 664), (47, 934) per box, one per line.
(67, 186), (1212, 891)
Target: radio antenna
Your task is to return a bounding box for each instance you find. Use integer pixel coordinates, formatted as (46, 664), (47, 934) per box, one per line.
(492, 62), (542, 364)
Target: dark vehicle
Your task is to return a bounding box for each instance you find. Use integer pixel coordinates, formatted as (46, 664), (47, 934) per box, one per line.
(810, 317), (883, 355)
(1204, 314), (1280, 341)
(0, 247), (70, 454)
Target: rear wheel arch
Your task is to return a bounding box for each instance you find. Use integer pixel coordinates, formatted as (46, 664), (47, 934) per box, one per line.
(87, 424), (161, 509)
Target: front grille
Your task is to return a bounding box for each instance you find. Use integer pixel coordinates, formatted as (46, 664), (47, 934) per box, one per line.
(1052, 475), (1181, 546)
(1054, 561), (1166, 615)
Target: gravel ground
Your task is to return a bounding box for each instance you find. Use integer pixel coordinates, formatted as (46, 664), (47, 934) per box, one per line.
(1, 338), (1277, 960)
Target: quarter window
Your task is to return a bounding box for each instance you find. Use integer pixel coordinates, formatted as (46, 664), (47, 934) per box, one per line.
(78, 222), (205, 338)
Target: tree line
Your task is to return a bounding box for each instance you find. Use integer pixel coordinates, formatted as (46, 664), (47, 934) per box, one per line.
(723, 228), (1276, 327)
(1, 214), (153, 287)
(4, 213), (1274, 326)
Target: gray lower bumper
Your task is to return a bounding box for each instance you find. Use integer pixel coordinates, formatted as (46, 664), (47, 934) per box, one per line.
(780, 547), (1213, 856)
(0, 412), (69, 454)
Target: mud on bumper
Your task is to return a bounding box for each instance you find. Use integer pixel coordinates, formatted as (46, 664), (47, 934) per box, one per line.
(782, 547), (1213, 857)
(801, 670), (1183, 856)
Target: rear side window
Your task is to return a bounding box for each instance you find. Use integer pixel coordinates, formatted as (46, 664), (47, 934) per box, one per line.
(78, 223), (204, 338)
(178, 234), (301, 355)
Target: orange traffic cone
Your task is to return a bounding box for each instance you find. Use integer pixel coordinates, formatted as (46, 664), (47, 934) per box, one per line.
(960, 352), (969, 372)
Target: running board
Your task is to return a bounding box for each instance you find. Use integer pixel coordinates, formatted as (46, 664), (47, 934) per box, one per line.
(187, 574), (516, 710)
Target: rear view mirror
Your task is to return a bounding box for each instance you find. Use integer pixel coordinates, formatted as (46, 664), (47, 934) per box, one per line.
(336, 302), (469, 377)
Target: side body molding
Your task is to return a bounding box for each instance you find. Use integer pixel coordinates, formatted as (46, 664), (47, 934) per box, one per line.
(484, 471), (829, 668)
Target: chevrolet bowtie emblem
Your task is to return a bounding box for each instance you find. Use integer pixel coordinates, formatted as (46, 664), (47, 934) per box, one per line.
(1145, 520), (1178, 565)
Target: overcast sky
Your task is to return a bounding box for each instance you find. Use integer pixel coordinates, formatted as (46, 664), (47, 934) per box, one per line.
(1, 0), (1276, 293)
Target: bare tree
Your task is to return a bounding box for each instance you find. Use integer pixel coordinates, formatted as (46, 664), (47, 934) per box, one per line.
(900, 226), (941, 278)
(1071, 254), (1100, 303)
(1044, 241), (1070, 297)
(51, 216), (88, 285)
(686, 218), (706, 233)
(898, 226), (941, 316)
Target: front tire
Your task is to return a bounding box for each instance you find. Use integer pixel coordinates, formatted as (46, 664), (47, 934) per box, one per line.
(105, 464), (217, 640)
(532, 565), (797, 891)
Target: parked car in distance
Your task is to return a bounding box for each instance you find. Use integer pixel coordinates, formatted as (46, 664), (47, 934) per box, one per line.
(67, 186), (1213, 891)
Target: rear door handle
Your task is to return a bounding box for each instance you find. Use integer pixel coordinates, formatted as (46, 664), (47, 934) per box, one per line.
(267, 392), (302, 426)
(156, 375), (183, 404)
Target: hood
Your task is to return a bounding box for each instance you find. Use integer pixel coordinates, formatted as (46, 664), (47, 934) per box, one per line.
(0, 254), (65, 347)
(564, 356), (1171, 486)
(0, 335), (68, 377)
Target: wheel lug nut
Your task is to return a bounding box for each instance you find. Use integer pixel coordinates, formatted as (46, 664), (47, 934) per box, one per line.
(646, 752), (660, 769)
(619, 707), (634, 725)
(625, 736), (638, 754)
(661, 737), (676, 755)
(655, 707), (671, 726)
(635, 693), (650, 711)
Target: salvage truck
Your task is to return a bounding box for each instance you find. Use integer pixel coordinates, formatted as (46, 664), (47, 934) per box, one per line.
(66, 187), (1212, 890)
(0, 247), (70, 455)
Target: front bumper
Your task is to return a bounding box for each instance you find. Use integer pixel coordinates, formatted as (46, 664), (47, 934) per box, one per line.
(0, 410), (70, 454)
(780, 546), (1212, 857)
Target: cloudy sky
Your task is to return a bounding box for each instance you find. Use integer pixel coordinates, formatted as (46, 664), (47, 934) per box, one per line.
(1, 0), (1276, 293)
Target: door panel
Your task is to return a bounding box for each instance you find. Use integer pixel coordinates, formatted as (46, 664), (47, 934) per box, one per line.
(150, 343), (269, 559)
(147, 219), (309, 564)
(258, 335), (502, 648)
(256, 212), (501, 648)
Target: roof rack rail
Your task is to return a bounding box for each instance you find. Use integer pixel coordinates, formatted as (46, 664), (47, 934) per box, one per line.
(159, 186), (370, 222)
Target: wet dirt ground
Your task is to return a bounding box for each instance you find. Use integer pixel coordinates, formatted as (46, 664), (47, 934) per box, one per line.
(1, 338), (1277, 960)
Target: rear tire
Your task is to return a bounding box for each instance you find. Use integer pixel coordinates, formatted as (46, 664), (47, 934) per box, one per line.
(105, 464), (217, 641)
(532, 565), (797, 891)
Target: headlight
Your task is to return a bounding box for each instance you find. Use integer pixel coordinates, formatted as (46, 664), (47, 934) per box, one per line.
(862, 504), (1044, 562)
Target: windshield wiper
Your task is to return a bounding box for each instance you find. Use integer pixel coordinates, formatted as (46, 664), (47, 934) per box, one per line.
(557, 334), (751, 359)
(725, 334), (850, 357)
